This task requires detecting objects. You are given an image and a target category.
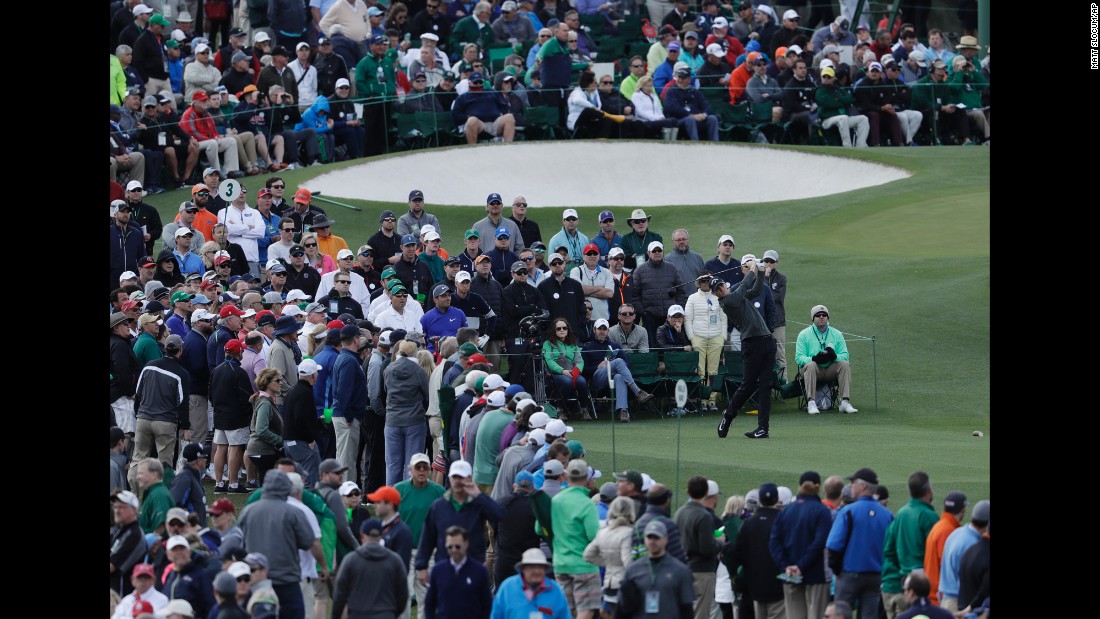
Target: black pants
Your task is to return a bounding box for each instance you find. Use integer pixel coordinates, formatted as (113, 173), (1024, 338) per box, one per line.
(788, 111), (813, 143)
(362, 98), (392, 157)
(725, 334), (777, 429)
(575, 107), (614, 138)
(541, 87), (568, 129)
(359, 412), (387, 493)
(864, 110), (905, 147)
(506, 339), (537, 394)
(642, 313), (664, 349)
(280, 128), (318, 165)
(249, 453), (279, 485)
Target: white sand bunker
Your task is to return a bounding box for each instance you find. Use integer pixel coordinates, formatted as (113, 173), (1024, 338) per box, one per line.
(308, 142), (910, 207)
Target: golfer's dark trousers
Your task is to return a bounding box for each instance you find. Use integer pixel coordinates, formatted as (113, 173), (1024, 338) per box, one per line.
(725, 334), (776, 429)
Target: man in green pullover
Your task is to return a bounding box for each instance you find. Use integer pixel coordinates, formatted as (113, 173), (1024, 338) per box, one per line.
(880, 471), (940, 619)
(815, 66), (868, 147)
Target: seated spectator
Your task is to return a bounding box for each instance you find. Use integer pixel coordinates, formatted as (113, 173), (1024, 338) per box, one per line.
(567, 71), (626, 139)
(745, 55), (784, 126)
(853, 62), (905, 147)
(815, 67), (869, 147)
(451, 71), (516, 144)
(697, 44), (731, 91)
(652, 41), (682, 93)
(880, 58), (923, 146)
(663, 67), (720, 141)
(228, 85), (278, 172)
(655, 304), (691, 352)
(267, 85), (321, 167)
(177, 91), (242, 177)
(581, 318), (654, 422)
(431, 71), (460, 111)
(631, 76), (678, 137)
(596, 73), (646, 138)
(492, 1), (536, 44)
(542, 317), (593, 420)
(493, 72), (527, 127)
(704, 17), (745, 70)
(912, 59), (973, 145)
(409, 47), (449, 89)
(327, 78), (365, 161)
(948, 55), (989, 145)
(137, 95), (192, 189)
(781, 58), (817, 144)
(607, 303), (648, 354)
(294, 96), (337, 164)
(795, 305), (858, 415)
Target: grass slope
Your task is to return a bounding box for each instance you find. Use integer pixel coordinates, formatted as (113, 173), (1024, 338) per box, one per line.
(148, 144), (989, 513)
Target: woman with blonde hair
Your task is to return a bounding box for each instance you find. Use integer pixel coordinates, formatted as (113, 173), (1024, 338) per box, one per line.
(199, 240), (222, 270)
(301, 232), (337, 275)
(716, 494), (747, 619)
(304, 322), (329, 357)
(246, 368), (286, 484)
(415, 348), (436, 378)
(583, 495), (637, 619)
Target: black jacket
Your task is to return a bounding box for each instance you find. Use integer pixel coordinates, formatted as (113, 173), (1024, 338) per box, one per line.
(317, 287), (364, 321)
(126, 199), (164, 256)
(283, 379), (320, 443)
(782, 75), (818, 117)
(132, 29), (169, 80)
(392, 255), (435, 311)
(538, 276), (587, 336)
(171, 464), (208, 526)
(209, 358), (254, 431)
(284, 263), (322, 299)
(500, 279), (547, 338)
(368, 229), (403, 270)
(110, 332), (140, 402)
(731, 506), (784, 603)
(314, 52), (349, 98)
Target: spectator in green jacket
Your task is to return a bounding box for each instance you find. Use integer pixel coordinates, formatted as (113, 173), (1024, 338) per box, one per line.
(948, 55), (988, 144)
(354, 35), (399, 156)
(550, 459), (601, 619)
(449, 2), (495, 57)
(815, 66), (869, 147)
(880, 471), (940, 619)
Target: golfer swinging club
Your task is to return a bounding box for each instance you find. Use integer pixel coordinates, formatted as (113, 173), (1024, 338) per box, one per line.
(714, 255), (776, 439)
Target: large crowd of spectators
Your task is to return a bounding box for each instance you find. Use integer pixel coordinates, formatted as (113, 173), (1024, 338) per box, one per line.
(111, 0), (990, 191)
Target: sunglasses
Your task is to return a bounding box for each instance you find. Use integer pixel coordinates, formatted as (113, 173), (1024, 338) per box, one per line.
(814, 312), (829, 318)
(564, 217), (578, 222)
(282, 227), (296, 232)
(335, 280), (351, 284)
(272, 378), (283, 383)
(650, 248), (663, 253)
(584, 251), (599, 257)
(128, 188), (143, 192)
(609, 255), (624, 260)
(600, 81), (613, 85)
(347, 491), (361, 496)
(631, 64), (644, 68)
(360, 252), (373, 257)
(186, 209), (200, 214)
(383, 217), (396, 222)
(555, 326), (569, 331)
(763, 258), (775, 263)
(218, 263), (232, 268)
(513, 202), (528, 207)
(303, 243), (318, 247)
(196, 191), (211, 197)
(236, 576), (250, 583)
(289, 251), (305, 257)
(514, 269), (528, 276)
(521, 256), (534, 261)
(619, 311), (634, 316)
(270, 184), (285, 189)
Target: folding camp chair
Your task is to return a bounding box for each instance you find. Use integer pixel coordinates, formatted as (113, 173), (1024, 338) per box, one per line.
(625, 351), (664, 418)
(661, 350), (702, 416)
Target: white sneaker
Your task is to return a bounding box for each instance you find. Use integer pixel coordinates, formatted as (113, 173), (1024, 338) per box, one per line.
(807, 400), (820, 415)
(839, 400), (859, 414)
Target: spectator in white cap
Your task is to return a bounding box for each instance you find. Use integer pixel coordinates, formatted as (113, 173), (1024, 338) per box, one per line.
(327, 77), (364, 160)
(289, 41), (319, 108)
(631, 239), (687, 348)
(118, 4), (155, 50)
(794, 304), (858, 415)
(684, 269), (726, 411)
(163, 533), (216, 617)
(281, 357), (322, 485)
(492, 0), (535, 44)
(414, 458), (504, 588)
(758, 250), (787, 380)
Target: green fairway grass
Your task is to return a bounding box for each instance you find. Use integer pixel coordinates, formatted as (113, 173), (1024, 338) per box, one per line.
(148, 144), (989, 514)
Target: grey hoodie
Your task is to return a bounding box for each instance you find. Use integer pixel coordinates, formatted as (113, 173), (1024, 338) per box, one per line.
(332, 541), (409, 619)
(237, 470), (318, 585)
(382, 356), (429, 427)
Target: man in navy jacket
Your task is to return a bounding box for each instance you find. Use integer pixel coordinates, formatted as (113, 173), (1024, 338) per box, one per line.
(663, 67), (720, 141)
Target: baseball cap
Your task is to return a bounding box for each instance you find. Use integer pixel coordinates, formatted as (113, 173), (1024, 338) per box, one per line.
(182, 442), (209, 463)
(298, 358), (320, 376)
(432, 283), (451, 298)
(847, 467), (879, 484)
(486, 192), (503, 204)
(971, 499), (990, 522)
(707, 480), (720, 497)
(111, 489), (140, 509)
(908, 50), (927, 67)
(593, 318), (609, 329)
(706, 43), (726, 57)
(409, 189), (425, 201)
(608, 247), (625, 259)
(320, 458), (348, 475)
(763, 249), (779, 262)
(565, 458), (588, 480)
(562, 208), (579, 220)
(820, 66), (836, 78)
(543, 459), (564, 477)
(799, 471), (821, 485)
(243, 552), (270, 569)
(495, 226), (510, 239)
(740, 253), (757, 266)
(410, 452), (432, 467)
(758, 482), (779, 506)
(667, 304), (685, 317)
(943, 491), (968, 511)
(294, 187), (312, 203)
(464, 228), (481, 240)
(648, 241), (664, 252)
(449, 460), (472, 478)
(582, 243), (600, 256)
(712, 16), (729, 28)
(401, 234), (418, 246)
(613, 469), (643, 489)
(367, 485), (401, 505)
(166, 534), (190, 550)
(528, 411), (550, 429)
(547, 253), (565, 265)
(157, 599), (195, 617)
(359, 517), (385, 537)
(132, 563), (156, 579)
(644, 520), (668, 538)
(598, 209), (614, 222)
(207, 498), (235, 516)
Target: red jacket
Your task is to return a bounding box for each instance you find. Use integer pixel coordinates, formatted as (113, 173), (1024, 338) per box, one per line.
(178, 107), (219, 142)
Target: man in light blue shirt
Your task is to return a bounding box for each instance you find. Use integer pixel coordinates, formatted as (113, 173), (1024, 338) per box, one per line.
(937, 500), (988, 611)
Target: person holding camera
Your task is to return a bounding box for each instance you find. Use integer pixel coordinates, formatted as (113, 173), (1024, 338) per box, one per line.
(794, 304), (858, 416)
(500, 263), (547, 388)
(267, 85), (323, 167)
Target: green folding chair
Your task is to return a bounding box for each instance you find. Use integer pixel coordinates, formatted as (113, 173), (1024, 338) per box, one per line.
(626, 351), (664, 417)
(662, 350), (703, 415)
